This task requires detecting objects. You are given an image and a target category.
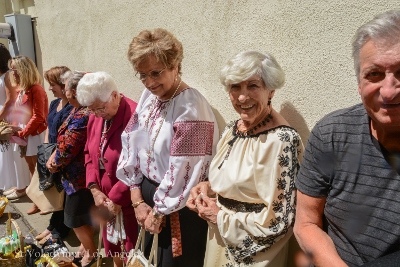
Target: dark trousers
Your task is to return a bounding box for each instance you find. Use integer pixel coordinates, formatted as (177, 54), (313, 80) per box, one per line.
(141, 177), (208, 267)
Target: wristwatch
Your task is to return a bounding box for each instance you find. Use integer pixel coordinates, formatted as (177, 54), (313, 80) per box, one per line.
(87, 182), (98, 190)
(152, 208), (164, 219)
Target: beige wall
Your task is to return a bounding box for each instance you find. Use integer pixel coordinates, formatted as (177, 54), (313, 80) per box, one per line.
(1, 0), (399, 141)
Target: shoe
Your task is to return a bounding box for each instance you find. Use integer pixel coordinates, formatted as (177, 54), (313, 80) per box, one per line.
(39, 233), (52, 245)
(73, 256), (83, 267)
(6, 189), (26, 200)
(82, 256), (102, 267)
(35, 229), (51, 240)
(3, 187), (16, 196)
(27, 204), (40, 215)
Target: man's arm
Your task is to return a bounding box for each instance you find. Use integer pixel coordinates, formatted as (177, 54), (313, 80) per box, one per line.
(294, 191), (348, 267)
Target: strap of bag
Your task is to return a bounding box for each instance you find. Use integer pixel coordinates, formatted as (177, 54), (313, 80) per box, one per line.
(148, 233), (158, 267)
(117, 213), (126, 267)
(97, 223), (103, 267)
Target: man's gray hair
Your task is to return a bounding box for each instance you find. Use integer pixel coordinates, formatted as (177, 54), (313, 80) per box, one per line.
(352, 9), (400, 82)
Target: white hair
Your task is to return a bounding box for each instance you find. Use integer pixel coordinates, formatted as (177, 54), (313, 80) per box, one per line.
(220, 50), (285, 92)
(352, 9), (400, 82)
(76, 71), (119, 106)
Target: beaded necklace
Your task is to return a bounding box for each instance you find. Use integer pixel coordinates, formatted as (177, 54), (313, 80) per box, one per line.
(144, 78), (182, 158)
(218, 112), (273, 170)
(236, 112), (273, 137)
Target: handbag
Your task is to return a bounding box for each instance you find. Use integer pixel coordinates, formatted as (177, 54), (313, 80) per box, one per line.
(26, 169), (64, 213)
(37, 143), (62, 191)
(126, 228), (158, 267)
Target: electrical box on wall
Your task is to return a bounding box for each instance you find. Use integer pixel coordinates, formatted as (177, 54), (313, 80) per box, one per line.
(4, 13), (36, 64)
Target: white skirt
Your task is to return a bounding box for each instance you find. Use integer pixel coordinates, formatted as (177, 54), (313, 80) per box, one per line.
(13, 124), (45, 157)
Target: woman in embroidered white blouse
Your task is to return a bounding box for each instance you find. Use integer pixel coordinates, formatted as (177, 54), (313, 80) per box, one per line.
(116, 28), (219, 267)
(187, 51), (304, 267)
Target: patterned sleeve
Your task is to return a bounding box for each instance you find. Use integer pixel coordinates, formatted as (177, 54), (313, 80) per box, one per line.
(217, 129), (303, 264)
(116, 90), (150, 188)
(154, 119), (217, 215)
(153, 91), (219, 215)
(54, 109), (89, 168)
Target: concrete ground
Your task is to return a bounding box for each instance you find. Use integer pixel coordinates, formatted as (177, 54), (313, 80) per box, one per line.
(1, 194), (114, 266)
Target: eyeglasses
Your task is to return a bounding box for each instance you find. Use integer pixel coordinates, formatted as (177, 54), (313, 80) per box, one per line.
(87, 96), (112, 115)
(135, 67), (166, 81)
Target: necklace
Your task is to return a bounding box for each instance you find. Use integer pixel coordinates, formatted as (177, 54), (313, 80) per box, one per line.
(236, 112), (273, 137)
(144, 78), (182, 158)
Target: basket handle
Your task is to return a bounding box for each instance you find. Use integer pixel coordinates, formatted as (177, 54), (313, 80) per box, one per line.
(7, 218), (25, 252)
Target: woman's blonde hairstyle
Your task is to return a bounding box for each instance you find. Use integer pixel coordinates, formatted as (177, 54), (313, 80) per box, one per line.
(127, 28), (184, 74)
(8, 56), (42, 90)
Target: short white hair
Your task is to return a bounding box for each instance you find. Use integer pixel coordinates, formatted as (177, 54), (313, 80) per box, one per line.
(76, 72), (119, 106)
(220, 50), (285, 92)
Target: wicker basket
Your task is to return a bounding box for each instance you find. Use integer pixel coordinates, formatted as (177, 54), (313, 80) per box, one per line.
(0, 216), (25, 267)
(0, 197), (8, 217)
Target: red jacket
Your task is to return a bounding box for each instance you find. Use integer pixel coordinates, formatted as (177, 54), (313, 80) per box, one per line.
(84, 95), (137, 213)
(14, 84), (49, 138)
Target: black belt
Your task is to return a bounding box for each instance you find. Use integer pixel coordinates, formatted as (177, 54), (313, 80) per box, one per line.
(218, 195), (266, 213)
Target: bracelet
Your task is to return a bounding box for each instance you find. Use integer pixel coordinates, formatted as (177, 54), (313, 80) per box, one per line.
(88, 182), (98, 190)
(132, 199), (144, 208)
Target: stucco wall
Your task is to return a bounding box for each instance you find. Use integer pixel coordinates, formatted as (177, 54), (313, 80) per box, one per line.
(1, 0), (399, 142)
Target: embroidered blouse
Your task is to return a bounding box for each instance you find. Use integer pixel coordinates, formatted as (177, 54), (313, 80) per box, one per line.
(54, 106), (90, 195)
(116, 88), (219, 215)
(207, 122), (303, 266)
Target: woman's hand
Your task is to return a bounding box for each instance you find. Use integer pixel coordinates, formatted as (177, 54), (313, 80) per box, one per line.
(10, 125), (21, 135)
(90, 186), (108, 207)
(196, 194), (220, 224)
(144, 211), (162, 234)
(134, 202), (152, 228)
(187, 181), (215, 212)
(46, 150), (60, 173)
(104, 200), (121, 215)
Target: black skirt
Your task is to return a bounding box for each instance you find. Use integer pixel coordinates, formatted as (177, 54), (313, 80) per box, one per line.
(64, 188), (94, 228)
(141, 177), (208, 267)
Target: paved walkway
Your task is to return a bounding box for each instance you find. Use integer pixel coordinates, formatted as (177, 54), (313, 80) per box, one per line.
(1, 194), (114, 266)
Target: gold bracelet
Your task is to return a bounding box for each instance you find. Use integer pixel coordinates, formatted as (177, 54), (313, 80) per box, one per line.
(132, 199), (144, 208)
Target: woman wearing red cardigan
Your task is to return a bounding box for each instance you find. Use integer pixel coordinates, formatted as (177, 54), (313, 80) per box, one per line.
(77, 72), (138, 267)
(8, 56), (48, 214)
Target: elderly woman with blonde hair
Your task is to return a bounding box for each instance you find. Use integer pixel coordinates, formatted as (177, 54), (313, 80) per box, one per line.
(116, 28), (219, 266)
(187, 50), (304, 267)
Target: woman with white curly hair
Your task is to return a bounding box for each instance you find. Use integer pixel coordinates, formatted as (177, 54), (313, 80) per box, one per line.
(77, 71), (138, 267)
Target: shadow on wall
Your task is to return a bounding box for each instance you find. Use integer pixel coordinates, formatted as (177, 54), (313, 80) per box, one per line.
(211, 106), (227, 136)
(279, 101), (310, 144)
(32, 18), (43, 77)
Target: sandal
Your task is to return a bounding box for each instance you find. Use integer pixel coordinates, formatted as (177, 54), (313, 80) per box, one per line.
(39, 233), (52, 245)
(27, 203), (40, 215)
(35, 229), (51, 240)
(81, 256), (102, 267)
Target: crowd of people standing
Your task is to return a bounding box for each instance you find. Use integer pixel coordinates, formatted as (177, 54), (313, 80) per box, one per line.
(0, 8), (399, 267)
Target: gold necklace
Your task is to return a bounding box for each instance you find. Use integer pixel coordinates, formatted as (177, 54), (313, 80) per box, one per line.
(144, 78), (182, 158)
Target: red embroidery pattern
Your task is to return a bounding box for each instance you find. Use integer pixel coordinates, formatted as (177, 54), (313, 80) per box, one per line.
(160, 164), (175, 204)
(171, 121), (214, 156)
(174, 163), (191, 209)
(199, 161), (210, 182)
(170, 212), (182, 257)
(124, 113), (138, 132)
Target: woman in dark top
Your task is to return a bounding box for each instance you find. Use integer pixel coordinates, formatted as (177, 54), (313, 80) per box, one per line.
(35, 66), (73, 244)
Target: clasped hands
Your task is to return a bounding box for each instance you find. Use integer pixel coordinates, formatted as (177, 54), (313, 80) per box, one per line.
(133, 202), (162, 234)
(46, 150), (61, 173)
(91, 187), (121, 221)
(186, 181), (219, 224)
